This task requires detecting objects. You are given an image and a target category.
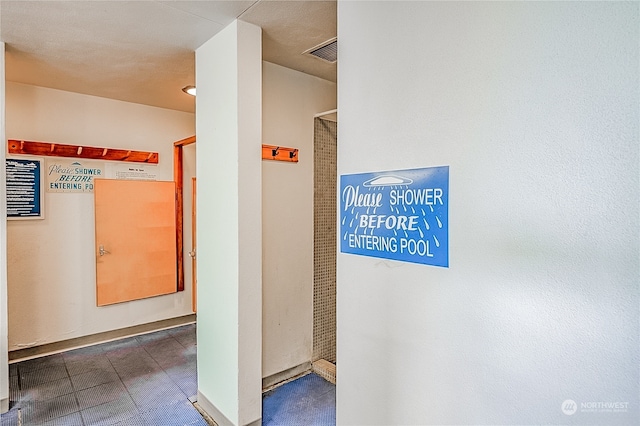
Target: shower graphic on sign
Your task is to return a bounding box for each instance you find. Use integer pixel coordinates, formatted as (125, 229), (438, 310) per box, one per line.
(340, 166), (449, 267)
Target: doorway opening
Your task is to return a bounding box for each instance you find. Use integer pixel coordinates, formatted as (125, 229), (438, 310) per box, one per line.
(312, 112), (337, 383)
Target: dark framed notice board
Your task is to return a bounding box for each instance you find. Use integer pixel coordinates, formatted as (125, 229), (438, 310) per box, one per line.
(6, 157), (44, 219)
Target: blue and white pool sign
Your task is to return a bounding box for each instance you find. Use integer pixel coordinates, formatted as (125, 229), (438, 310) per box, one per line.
(340, 166), (449, 267)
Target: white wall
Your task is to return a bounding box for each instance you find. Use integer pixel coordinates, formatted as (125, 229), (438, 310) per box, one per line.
(196, 20), (262, 426)
(5, 82), (195, 350)
(262, 61), (336, 379)
(1, 43), (9, 414)
(337, 2), (639, 425)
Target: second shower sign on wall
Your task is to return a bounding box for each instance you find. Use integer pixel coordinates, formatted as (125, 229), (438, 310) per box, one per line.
(340, 166), (449, 267)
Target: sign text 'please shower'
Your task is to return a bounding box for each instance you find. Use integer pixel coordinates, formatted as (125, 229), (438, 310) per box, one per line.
(340, 166), (449, 267)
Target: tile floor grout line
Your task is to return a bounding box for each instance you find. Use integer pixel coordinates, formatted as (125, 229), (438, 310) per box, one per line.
(101, 340), (144, 424)
(62, 354), (85, 424)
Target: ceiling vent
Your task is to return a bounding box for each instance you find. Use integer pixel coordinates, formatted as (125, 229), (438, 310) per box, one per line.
(304, 38), (337, 64)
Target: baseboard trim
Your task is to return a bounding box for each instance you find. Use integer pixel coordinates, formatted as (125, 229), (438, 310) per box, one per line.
(196, 390), (233, 426)
(192, 399), (217, 426)
(195, 391), (262, 426)
(312, 359), (336, 384)
(262, 361), (311, 391)
(9, 314), (196, 362)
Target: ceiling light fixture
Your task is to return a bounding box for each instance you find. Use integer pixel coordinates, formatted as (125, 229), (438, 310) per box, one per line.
(182, 85), (196, 96)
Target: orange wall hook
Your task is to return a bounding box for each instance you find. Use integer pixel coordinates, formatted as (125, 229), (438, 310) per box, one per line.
(262, 144), (299, 163)
(7, 139), (159, 164)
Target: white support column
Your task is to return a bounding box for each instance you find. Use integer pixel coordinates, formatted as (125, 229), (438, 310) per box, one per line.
(0, 42), (9, 414)
(195, 21), (262, 426)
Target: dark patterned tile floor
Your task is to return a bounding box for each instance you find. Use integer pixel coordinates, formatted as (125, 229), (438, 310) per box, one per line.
(1, 324), (205, 426)
(263, 373), (336, 426)
(1, 323), (336, 425)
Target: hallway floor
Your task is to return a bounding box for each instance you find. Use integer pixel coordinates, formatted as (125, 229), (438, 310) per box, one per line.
(1, 324), (336, 426)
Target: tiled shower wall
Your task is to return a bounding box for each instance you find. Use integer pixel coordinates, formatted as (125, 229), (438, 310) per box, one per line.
(313, 117), (337, 364)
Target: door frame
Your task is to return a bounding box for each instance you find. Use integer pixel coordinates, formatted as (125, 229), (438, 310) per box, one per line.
(173, 135), (196, 292)
(191, 176), (197, 312)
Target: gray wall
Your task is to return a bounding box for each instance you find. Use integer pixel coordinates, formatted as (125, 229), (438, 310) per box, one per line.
(337, 2), (639, 425)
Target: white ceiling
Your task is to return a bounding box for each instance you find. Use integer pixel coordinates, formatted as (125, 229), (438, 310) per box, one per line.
(0, 0), (337, 113)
